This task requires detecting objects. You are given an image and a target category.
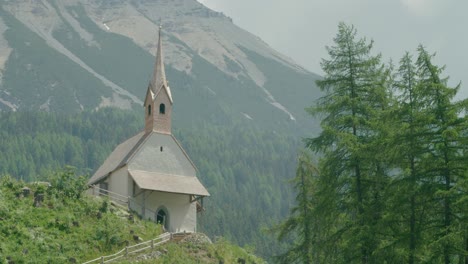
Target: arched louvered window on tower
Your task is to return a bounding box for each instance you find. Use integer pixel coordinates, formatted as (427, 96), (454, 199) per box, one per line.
(159, 103), (165, 114)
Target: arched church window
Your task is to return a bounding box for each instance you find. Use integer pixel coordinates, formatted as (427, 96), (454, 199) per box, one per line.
(159, 103), (166, 114)
(148, 105), (151, 116)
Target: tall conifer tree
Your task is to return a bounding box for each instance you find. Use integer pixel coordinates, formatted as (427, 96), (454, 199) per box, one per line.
(305, 22), (390, 263)
(390, 52), (433, 263)
(275, 151), (318, 264)
(414, 46), (468, 263)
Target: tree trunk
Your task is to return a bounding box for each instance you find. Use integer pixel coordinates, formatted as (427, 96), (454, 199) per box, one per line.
(409, 158), (416, 264)
(443, 143), (451, 264)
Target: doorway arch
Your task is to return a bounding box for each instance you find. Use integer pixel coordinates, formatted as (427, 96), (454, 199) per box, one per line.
(156, 206), (169, 231)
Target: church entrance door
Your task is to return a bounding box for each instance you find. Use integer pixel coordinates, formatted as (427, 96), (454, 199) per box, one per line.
(156, 208), (169, 231)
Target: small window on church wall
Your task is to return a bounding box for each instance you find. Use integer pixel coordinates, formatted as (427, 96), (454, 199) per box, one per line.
(160, 146), (163, 152)
(159, 103), (165, 114)
(148, 105), (151, 116)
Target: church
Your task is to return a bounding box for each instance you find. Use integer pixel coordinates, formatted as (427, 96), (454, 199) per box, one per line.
(88, 27), (209, 233)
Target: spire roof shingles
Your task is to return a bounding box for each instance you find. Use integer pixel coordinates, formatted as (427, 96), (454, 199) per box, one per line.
(149, 26), (173, 103)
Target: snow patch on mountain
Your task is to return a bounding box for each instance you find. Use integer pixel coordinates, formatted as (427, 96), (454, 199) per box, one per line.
(0, 97), (17, 111)
(241, 112), (253, 120)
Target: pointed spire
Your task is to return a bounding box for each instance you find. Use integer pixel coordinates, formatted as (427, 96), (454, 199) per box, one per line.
(144, 25), (173, 134)
(149, 25), (171, 102)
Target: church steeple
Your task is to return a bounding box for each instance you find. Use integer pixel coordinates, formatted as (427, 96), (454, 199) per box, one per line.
(145, 26), (173, 134)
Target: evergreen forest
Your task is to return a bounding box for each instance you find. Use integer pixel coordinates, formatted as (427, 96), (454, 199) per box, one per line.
(276, 23), (468, 264)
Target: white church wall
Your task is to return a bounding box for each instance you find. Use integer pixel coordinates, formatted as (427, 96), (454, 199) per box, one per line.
(128, 176), (135, 198)
(132, 190), (196, 233)
(148, 191), (196, 233)
(108, 166), (129, 198)
(129, 184), (145, 217)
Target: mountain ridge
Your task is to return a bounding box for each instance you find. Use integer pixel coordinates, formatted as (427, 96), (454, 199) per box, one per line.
(0, 0), (321, 136)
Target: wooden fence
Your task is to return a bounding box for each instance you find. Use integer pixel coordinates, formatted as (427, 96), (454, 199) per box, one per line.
(89, 185), (129, 206)
(89, 185), (159, 222)
(82, 232), (172, 264)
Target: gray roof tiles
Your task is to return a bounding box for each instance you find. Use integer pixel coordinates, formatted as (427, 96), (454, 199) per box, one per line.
(130, 170), (209, 196)
(88, 130), (209, 197)
(88, 131), (146, 185)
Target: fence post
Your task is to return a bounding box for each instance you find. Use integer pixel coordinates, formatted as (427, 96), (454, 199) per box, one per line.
(125, 246), (128, 256)
(100, 256), (104, 264)
(151, 239), (154, 250)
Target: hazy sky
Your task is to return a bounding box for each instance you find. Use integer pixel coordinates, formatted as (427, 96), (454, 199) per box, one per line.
(198, 0), (468, 99)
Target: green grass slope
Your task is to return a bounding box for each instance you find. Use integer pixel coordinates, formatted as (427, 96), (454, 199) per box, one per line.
(119, 236), (264, 264)
(0, 170), (161, 263)
(0, 170), (264, 263)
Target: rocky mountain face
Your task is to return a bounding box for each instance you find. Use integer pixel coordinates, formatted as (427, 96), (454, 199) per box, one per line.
(0, 0), (320, 134)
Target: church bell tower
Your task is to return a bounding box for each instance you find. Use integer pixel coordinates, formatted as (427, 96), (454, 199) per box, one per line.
(144, 26), (173, 135)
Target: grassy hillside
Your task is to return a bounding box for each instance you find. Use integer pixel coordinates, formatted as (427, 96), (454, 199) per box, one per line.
(0, 169), (161, 263)
(119, 236), (264, 263)
(0, 110), (299, 259)
(0, 171), (264, 263)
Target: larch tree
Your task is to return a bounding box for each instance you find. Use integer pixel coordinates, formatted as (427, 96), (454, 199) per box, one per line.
(414, 46), (468, 263)
(389, 51), (434, 263)
(276, 23), (468, 264)
(275, 151), (319, 264)
(305, 22), (391, 263)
